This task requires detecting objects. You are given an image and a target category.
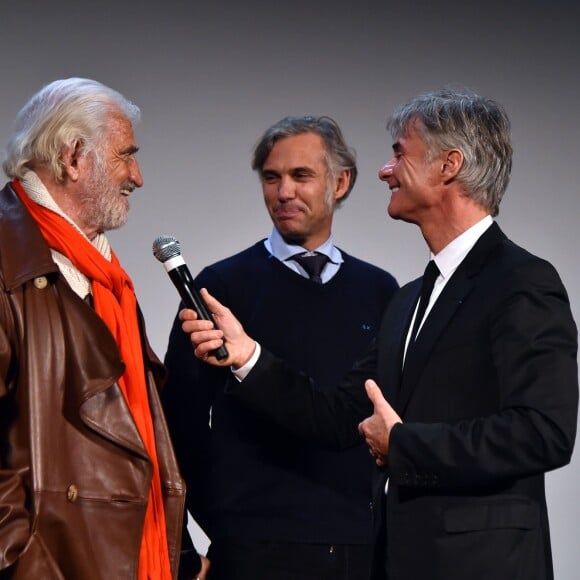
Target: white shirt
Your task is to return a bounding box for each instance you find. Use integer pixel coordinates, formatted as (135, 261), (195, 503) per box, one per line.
(264, 226), (343, 284)
(402, 215), (493, 363)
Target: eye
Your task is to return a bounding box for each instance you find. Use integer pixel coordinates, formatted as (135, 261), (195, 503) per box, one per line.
(392, 144), (403, 161)
(292, 169), (314, 181)
(261, 172), (279, 184)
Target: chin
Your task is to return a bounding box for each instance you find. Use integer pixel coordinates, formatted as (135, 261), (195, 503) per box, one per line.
(387, 204), (401, 220)
(104, 210), (129, 232)
(387, 199), (414, 223)
(279, 230), (306, 246)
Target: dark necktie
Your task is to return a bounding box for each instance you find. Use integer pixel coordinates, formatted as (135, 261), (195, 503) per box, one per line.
(293, 253), (329, 284)
(408, 259), (440, 343)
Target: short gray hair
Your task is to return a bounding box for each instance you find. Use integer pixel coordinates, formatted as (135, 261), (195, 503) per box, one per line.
(3, 77), (140, 181)
(387, 88), (512, 216)
(252, 115), (358, 205)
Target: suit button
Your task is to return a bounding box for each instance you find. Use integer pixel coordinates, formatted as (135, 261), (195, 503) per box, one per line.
(67, 484), (78, 503)
(33, 276), (48, 289)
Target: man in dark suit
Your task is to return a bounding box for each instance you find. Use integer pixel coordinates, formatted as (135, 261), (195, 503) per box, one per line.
(178, 88), (578, 580)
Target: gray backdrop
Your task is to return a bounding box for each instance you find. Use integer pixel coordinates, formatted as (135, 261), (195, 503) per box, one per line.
(2, 0), (579, 576)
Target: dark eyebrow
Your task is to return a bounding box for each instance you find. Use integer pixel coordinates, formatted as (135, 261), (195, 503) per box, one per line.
(121, 145), (139, 156)
(260, 168), (280, 178)
(291, 166), (316, 175)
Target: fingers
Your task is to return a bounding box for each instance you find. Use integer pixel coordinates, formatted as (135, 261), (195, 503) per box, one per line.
(178, 307), (199, 322)
(186, 325), (225, 358)
(178, 288), (226, 322)
(181, 316), (216, 334)
(369, 447), (386, 466)
(358, 379), (400, 465)
(194, 337), (226, 360)
(179, 313), (226, 360)
(365, 437), (386, 467)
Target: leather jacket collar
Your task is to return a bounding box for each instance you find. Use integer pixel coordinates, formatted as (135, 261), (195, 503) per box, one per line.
(0, 182), (60, 290)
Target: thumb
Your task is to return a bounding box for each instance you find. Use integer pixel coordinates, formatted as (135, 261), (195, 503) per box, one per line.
(365, 379), (385, 409)
(200, 287), (226, 314)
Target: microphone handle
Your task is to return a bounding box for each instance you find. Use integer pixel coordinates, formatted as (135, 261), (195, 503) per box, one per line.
(168, 265), (229, 361)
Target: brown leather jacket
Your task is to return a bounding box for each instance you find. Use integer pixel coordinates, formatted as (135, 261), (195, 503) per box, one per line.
(0, 183), (186, 579)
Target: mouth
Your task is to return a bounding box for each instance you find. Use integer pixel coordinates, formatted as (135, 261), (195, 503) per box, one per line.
(274, 205), (303, 220)
(120, 186), (134, 197)
(390, 187), (400, 194)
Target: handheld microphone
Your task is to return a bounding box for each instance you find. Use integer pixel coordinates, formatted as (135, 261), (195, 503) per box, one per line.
(152, 235), (229, 361)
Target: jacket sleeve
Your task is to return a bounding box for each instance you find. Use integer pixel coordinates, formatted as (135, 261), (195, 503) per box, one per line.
(227, 340), (378, 450)
(0, 299), (31, 571)
(388, 258), (579, 489)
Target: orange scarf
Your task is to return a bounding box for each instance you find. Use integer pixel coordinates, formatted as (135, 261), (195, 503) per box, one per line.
(13, 180), (172, 580)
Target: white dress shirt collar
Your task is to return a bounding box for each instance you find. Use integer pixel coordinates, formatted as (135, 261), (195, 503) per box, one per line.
(264, 226), (342, 264)
(431, 215), (494, 282)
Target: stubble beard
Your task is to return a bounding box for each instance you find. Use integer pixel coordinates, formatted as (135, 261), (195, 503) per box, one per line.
(81, 154), (130, 233)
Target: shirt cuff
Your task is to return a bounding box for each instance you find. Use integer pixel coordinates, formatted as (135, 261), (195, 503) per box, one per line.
(232, 342), (261, 381)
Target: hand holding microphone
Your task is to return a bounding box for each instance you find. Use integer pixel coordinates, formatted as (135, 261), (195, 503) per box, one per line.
(152, 235), (229, 361)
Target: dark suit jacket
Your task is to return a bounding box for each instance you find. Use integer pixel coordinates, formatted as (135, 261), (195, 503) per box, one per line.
(228, 223), (578, 580)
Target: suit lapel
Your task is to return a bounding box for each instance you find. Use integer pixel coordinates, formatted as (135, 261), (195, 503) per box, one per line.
(397, 223), (507, 413)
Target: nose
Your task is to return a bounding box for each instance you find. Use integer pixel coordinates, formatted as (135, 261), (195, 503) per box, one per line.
(278, 176), (295, 199)
(378, 160), (395, 182)
(130, 158), (144, 188)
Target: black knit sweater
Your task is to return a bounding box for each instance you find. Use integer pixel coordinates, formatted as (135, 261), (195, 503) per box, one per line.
(163, 241), (398, 545)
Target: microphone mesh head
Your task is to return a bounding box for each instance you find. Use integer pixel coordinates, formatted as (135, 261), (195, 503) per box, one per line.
(152, 235), (181, 263)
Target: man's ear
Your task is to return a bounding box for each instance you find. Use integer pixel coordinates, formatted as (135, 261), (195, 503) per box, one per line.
(333, 168), (351, 203)
(61, 140), (84, 182)
(441, 148), (463, 183)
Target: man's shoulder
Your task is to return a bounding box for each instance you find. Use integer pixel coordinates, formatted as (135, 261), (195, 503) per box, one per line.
(207, 240), (268, 268)
(469, 222), (551, 272)
(339, 249), (398, 287)
(476, 229), (558, 283)
(195, 240), (270, 283)
(490, 237), (567, 296)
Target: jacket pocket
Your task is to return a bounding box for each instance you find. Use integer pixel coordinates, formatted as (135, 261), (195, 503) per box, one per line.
(443, 499), (538, 532)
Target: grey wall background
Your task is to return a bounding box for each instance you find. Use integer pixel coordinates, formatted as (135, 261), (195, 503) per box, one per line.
(2, 0), (579, 576)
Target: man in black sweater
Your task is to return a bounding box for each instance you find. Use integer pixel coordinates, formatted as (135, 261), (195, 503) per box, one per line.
(162, 116), (398, 580)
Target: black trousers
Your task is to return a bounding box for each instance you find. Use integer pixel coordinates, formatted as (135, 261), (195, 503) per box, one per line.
(207, 541), (372, 580)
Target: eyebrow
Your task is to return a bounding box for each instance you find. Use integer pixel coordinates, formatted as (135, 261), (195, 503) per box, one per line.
(121, 145), (139, 156)
(291, 166), (316, 175)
